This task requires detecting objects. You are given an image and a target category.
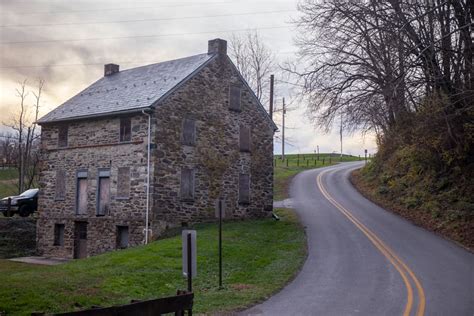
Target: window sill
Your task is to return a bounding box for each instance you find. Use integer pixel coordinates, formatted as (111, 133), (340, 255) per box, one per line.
(238, 201), (250, 206)
(181, 198), (195, 203)
(115, 196), (130, 200)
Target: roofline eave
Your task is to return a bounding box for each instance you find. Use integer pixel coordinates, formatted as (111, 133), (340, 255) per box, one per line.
(36, 106), (152, 125)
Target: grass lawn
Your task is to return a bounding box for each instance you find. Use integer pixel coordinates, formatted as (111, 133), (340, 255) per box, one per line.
(0, 209), (306, 315)
(0, 168), (18, 181)
(273, 153), (360, 200)
(0, 180), (17, 198)
(0, 168), (18, 198)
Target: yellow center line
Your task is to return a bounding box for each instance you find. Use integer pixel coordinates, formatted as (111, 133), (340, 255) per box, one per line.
(316, 170), (426, 316)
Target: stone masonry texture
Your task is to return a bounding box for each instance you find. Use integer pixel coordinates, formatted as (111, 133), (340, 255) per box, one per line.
(37, 42), (274, 259)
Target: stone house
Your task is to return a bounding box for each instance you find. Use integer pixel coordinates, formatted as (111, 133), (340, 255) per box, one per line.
(36, 39), (277, 259)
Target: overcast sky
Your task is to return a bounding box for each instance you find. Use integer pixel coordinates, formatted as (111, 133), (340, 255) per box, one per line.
(0, 0), (377, 156)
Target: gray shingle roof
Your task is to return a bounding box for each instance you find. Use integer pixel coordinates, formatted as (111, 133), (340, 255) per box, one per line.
(38, 53), (214, 123)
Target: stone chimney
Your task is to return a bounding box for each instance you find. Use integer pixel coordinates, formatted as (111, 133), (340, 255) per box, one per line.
(208, 38), (227, 56)
(104, 63), (119, 76)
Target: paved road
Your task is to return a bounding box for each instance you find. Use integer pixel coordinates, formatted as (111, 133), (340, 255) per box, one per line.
(243, 162), (474, 316)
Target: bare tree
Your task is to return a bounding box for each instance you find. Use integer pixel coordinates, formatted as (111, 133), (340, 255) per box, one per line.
(290, 0), (472, 160)
(24, 80), (44, 189)
(229, 31), (276, 106)
(0, 133), (16, 168)
(2, 79), (44, 193)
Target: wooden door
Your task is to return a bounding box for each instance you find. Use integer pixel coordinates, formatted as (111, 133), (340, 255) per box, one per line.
(74, 221), (88, 259)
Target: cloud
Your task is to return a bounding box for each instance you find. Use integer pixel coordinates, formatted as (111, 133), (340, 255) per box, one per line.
(0, 0), (376, 155)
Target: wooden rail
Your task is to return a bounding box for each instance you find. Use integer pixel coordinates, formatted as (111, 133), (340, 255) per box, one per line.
(32, 291), (193, 316)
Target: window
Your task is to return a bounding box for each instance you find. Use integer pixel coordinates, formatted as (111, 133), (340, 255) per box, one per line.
(53, 224), (65, 246)
(239, 173), (250, 204)
(116, 167), (130, 199)
(58, 125), (68, 148)
(239, 125), (251, 152)
(97, 169), (111, 216)
(120, 117), (131, 142)
(116, 226), (129, 249)
(55, 169), (66, 200)
(182, 118), (196, 146)
(76, 170), (88, 215)
(180, 168), (195, 201)
(229, 86), (241, 111)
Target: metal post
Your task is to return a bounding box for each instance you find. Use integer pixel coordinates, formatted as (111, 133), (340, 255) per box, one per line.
(340, 112), (343, 162)
(187, 233), (192, 293)
(317, 145), (320, 161)
(218, 199), (223, 289)
(282, 98), (286, 161)
(142, 110), (152, 245)
(187, 232), (193, 315)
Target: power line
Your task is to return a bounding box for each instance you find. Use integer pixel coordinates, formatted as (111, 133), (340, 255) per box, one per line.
(275, 79), (305, 88)
(9, 1), (233, 15)
(0, 60), (158, 69)
(0, 50), (297, 69)
(8, 1), (281, 16)
(0, 25), (290, 45)
(0, 9), (296, 28)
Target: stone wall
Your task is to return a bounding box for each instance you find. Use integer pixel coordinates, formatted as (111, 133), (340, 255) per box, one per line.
(151, 53), (274, 230)
(37, 114), (152, 258)
(37, 47), (275, 258)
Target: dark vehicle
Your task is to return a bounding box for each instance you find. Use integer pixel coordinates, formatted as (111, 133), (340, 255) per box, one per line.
(0, 188), (39, 217)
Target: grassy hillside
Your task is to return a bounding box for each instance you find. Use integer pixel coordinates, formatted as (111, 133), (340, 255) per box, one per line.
(273, 153), (359, 200)
(0, 209), (305, 315)
(352, 147), (474, 251)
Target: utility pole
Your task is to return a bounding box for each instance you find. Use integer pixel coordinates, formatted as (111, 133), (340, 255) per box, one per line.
(340, 113), (343, 162)
(269, 75), (274, 120)
(282, 97), (286, 160)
